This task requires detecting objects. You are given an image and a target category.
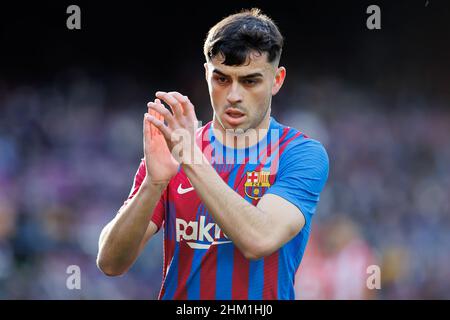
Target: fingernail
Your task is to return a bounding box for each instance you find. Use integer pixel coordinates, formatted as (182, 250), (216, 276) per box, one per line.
(146, 114), (154, 120)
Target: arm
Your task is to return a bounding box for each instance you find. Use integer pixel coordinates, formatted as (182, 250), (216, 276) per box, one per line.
(97, 100), (179, 276)
(97, 178), (165, 276)
(183, 160), (305, 260)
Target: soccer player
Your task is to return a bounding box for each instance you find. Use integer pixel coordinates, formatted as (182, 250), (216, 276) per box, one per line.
(97, 8), (329, 300)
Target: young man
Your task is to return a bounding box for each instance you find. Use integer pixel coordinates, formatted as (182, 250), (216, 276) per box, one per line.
(97, 8), (329, 300)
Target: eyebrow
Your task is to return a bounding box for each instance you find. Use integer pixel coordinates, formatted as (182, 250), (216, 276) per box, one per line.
(212, 69), (263, 79)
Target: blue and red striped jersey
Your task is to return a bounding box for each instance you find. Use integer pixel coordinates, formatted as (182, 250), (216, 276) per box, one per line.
(125, 117), (329, 300)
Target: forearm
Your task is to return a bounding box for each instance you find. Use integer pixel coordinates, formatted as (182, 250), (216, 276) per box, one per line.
(97, 177), (166, 275)
(182, 156), (272, 259)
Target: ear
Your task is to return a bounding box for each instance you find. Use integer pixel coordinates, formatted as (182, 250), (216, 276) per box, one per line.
(271, 66), (286, 96)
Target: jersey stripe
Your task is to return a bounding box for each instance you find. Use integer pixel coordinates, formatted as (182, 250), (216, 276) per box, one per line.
(186, 248), (208, 299)
(166, 201), (177, 242)
(248, 260), (264, 299)
(231, 248), (250, 299)
(173, 241), (195, 299)
(161, 243), (180, 299)
(215, 243), (234, 299)
(277, 249), (292, 299)
(185, 204), (208, 299)
(200, 244), (218, 299)
(263, 251), (279, 299)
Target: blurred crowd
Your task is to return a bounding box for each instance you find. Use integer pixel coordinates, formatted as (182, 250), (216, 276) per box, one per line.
(0, 73), (449, 299)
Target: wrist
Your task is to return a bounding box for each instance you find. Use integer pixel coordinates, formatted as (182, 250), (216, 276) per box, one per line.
(141, 176), (169, 192)
(182, 146), (206, 169)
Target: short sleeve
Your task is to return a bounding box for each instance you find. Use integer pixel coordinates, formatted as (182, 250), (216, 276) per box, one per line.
(121, 159), (166, 231)
(266, 139), (329, 225)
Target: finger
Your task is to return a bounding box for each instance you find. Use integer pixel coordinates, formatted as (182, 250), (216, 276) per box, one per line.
(149, 108), (160, 137)
(147, 101), (175, 127)
(167, 91), (196, 118)
(155, 106), (165, 136)
(156, 91), (183, 119)
(147, 109), (152, 137)
(152, 99), (164, 136)
(143, 112), (152, 140)
(145, 113), (171, 140)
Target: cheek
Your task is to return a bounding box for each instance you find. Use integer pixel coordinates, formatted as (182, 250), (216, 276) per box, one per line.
(247, 91), (271, 121)
(251, 86), (271, 108)
(214, 84), (230, 98)
(210, 88), (220, 103)
(209, 85), (226, 109)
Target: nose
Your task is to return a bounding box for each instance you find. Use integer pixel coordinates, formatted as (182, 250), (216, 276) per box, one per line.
(226, 83), (243, 105)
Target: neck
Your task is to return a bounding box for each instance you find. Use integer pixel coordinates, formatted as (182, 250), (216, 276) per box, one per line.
(212, 111), (271, 149)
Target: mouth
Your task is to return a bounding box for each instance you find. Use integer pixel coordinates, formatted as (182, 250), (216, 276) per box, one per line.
(225, 108), (245, 118)
(224, 108), (246, 126)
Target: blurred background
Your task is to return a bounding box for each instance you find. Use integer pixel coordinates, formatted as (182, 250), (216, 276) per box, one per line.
(1, 0), (449, 299)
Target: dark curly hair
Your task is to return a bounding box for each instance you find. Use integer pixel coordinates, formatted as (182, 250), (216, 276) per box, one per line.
(203, 8), (284, 66)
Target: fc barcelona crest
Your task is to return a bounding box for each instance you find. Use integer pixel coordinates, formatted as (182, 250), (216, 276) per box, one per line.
(244, 171), (271, 200)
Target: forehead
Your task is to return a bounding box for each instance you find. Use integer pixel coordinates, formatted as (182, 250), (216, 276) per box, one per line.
(209, 51), (274, 77)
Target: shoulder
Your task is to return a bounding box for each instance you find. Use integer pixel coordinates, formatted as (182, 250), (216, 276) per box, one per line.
(284, 136), (329, 162)
(273, 120), (329, 177)
(273, 118), (328, 162)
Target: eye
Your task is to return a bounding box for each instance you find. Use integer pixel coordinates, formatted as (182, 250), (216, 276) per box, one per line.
(243, 79), (259, 86)
(214, 76), (229, 85)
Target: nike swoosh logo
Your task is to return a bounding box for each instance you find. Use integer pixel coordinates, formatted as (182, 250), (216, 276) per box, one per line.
(177, 184), (194, 194)
(187, 241), (232, 249)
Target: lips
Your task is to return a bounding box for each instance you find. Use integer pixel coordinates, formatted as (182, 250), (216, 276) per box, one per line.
(224, 108), (246, 126)
(225, 109), (245, 118)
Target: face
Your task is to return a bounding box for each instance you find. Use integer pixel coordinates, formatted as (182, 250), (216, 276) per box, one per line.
(204, 51), (286, 133)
